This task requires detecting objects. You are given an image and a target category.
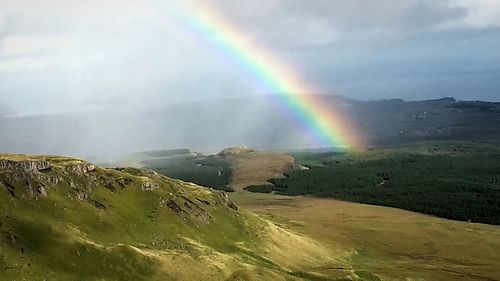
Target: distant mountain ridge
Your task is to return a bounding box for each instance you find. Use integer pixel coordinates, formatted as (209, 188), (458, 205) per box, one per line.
(1, 96), (499, 156)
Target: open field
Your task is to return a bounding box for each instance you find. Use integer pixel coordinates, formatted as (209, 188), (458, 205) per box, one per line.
(230, 191), (500, 281)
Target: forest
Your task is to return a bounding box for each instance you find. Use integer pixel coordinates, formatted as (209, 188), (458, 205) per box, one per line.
(248, 142), (500, 225)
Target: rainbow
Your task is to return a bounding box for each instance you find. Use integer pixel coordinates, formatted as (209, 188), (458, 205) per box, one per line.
(166, 2), (361, 148)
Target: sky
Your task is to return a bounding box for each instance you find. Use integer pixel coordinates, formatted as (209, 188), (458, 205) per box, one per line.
(1, 0), (500, 115)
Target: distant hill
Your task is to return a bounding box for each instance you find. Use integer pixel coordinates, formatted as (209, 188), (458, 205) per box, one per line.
(217, 146), (299, 191)
(352, 97), (500, 146)
(108, 146), (300, 191)
(1, 96), (499, 156)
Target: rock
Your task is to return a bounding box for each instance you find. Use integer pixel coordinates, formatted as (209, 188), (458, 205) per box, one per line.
(65, 162), (96, 175)
(90, 199), (106, 209)
(104, 181), (115, 192)
(0, 159), (52, 173)
(162, 199), (190, 221)
(75, 191), (87, 200)
(37, 186), (48, 197)
(0, 160), (14, 170)
(141, 180), (159, 191)
(46, 175), (62, 185)
(0, 181), (16, 197)
(217, 191), (238, 211)
(196, 198), (211, 205)
(227, 201), (238, 211)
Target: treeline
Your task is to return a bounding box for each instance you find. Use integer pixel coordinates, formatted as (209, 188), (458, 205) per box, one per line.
(145, 155), (233, 192)
(249, 145), (500, 225)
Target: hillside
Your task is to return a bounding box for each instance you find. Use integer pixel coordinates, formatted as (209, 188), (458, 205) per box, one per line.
(0, 154), (362, 280)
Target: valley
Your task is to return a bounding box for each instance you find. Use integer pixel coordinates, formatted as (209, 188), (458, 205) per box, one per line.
(124, 141), (500, 225)
(230, 192), (500, 281)
(1, 143), (500, 280)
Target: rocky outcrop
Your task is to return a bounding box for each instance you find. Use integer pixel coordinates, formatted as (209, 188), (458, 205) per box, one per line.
(0, 159), (52, 174)
(0, 154), (231, 226)
(0, 159), (56, 198)
(64, 162), (96, 175)
(160, 195), (212, 226)
(218, 191), (238, 211)
(141, 179), (159, 191)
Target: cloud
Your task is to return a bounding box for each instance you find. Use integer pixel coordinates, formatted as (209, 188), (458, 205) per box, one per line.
(1, 34), (79, 57)
(0, 34), (81, 73)
(0, 57), (50, 72)
(0, 0), (159, 30)
(0, 0), (499, 115)
(449, 0), (500, 28)
(0, 13), (5, 32)
(200, 0), (470, 48)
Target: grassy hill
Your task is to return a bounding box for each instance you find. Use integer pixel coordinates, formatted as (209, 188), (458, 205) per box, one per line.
(0, 153), (365, 280)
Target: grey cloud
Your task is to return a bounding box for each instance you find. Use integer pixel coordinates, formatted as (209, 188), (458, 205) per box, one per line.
(207, 0), (469, 49)
(0, 0), (499, 117)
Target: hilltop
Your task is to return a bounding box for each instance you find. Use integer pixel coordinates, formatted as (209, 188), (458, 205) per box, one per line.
(217, 146), (299, 191)
(110, 146), (300, 191)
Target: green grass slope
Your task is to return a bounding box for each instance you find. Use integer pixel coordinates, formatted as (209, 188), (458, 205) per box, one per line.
(0, 154), (361, 281)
